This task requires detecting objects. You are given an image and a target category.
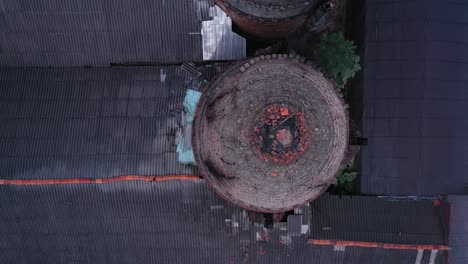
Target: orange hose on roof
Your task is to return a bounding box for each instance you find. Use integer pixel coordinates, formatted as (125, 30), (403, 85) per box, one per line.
(0, 175), (201, 186)
(308, 239), (450, 251)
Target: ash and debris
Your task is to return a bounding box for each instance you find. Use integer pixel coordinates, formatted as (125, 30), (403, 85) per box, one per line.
(224, 201), (313, 263)
(251, 104), (309, 164)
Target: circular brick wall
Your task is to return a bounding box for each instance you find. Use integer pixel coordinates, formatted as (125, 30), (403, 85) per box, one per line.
(193, 54), (349, 212)
(215, 0), (320, 39)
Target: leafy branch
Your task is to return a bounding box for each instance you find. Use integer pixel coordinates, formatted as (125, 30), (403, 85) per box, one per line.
(315, 33), (361, 89)
(332, 163), (358, 195)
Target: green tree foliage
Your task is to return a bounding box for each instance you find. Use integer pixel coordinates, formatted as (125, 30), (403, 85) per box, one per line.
(332, 162), (358, 195)
(316, 33), (361, 88)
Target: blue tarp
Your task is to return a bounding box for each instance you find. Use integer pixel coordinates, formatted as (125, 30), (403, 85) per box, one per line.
(177, 89), (201, 165)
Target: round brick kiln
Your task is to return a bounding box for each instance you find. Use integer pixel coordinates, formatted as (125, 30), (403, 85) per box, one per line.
(215, 0), (320, 39)
(193, 54), (349, 213)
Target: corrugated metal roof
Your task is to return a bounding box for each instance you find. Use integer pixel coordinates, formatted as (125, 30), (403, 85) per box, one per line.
(448, 195), (468, 264)
(181, 62), (202, 78)
(360, 0), (468, 195)
(201, 6), (246, 61)
(0, 66), (208, 179)
(310, 195), (448, 245)
(0, 181), (239, 264)
(308, 245), (447, 264)
(0, 0), (214, 66)
(0, 181), (448, 264)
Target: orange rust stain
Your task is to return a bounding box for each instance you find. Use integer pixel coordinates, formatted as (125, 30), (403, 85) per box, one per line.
(0, 175), (201, 186)
(308, 239), (450, 251)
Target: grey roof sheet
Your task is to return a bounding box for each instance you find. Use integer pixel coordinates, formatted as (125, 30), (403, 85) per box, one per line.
(448, 195), (468, 264)
(201, 6), (246, 61)
(308, 246), (446, 264)
(310, 195), (448, 245)
(360, 0), (468, 195)
(0, 181), (449, 264)
(0, 0), (213, 66)
(0, 66), (206, 179)
(0, 181), (241, 264)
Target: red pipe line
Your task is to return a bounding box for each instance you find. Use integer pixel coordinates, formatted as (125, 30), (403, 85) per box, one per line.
(308, 239), (450, 251)
(0, 175), (201, 186)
